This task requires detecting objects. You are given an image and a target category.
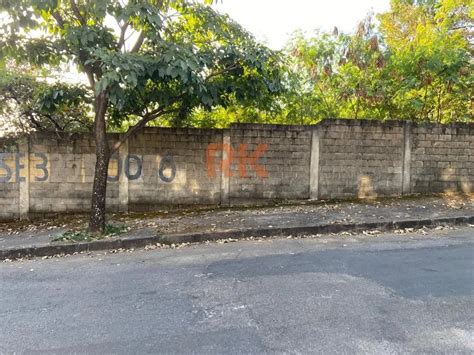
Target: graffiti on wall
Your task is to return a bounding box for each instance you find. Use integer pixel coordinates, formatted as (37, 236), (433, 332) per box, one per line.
(0, 153), (177, 184)
(0, 153), (48, 183)
(107, 154), (177, 183)
(0, 143), (268, 184)
(206, 143), (268, 179)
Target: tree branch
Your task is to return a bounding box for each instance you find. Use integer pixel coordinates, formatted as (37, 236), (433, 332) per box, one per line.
(44, 113), (64, 131)
(50, 6), (95, 88)
(110, 108), (179, 153)
(70, 0), (86, 26)
(205, 64), (240, 82)
(450, 24), (474, 31)
(23, 112), (43, 129)
(62, 117), (93, 131)
(130, 32), (145, 53)
(118, 22), (130, 50)
(51, 11), (65, 28)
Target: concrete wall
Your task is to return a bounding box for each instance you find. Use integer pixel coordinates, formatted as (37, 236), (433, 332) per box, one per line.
(318, 120), (405, 199)
(128, 127), (223, 211)
(0, 138), (20, 220)
(229, 124), (312, 203)
(0, 119), (472, 221)
(411, 124), (474, 194)
(28, 133), (121, 215)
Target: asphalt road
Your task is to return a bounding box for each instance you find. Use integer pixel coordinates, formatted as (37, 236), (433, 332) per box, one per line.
(1, 226), (473, 354)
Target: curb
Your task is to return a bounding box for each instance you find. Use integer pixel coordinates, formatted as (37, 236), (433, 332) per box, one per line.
(1, 215), (473, 261)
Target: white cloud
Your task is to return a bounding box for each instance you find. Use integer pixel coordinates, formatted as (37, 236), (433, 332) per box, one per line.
(214, 0), (391, 49)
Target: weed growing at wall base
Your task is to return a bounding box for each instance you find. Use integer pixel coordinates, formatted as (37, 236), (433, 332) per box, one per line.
(52, 224), (128, 243)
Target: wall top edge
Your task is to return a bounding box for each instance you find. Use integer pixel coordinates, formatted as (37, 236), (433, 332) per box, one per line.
(2, 118), (472, 142)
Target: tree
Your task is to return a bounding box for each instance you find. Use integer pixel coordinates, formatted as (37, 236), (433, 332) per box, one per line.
(0, 65), (93, 136)
(285, 17), (391, 122)
(280, 0), (472, 123)
(379, 0), (473, 122)
(0, 0), (283, 232)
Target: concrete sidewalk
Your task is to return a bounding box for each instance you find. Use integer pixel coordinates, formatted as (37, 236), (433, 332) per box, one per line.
(0, 195), (473, 260)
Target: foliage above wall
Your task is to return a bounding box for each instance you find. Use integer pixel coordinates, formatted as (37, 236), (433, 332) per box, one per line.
(0, 65), (93, 136)
(1, 0), (471, 136)
(193, 0), (473, 125)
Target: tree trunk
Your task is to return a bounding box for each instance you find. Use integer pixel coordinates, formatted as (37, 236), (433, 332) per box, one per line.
(89, 93), (110, 233)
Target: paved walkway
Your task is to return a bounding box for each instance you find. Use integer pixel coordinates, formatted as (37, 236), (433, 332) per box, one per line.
(147, 196), (473, 235)
(0, 196), (472, 254)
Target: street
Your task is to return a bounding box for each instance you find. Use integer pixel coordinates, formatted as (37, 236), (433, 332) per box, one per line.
(1, 226), (473, 354)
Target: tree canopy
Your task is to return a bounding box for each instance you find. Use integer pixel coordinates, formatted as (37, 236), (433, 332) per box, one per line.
(0, 64), (92, 135)
(187, 0), (473, 125)
(1, 0), (471, 135)
(0, 0), (283, 133)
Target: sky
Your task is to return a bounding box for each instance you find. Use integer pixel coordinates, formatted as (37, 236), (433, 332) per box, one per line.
(214, 0), (391, 49)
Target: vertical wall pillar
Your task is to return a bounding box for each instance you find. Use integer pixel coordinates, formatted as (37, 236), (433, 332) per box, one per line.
(18, 138), (30, 220)
(402, 121), (412, 195)
(220, 129), (231, 206)
(118, 138), (129, 213)
(309, 127), (321, 200)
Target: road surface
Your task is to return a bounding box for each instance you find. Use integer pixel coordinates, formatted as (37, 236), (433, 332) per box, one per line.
(1, 226), (473, 354)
